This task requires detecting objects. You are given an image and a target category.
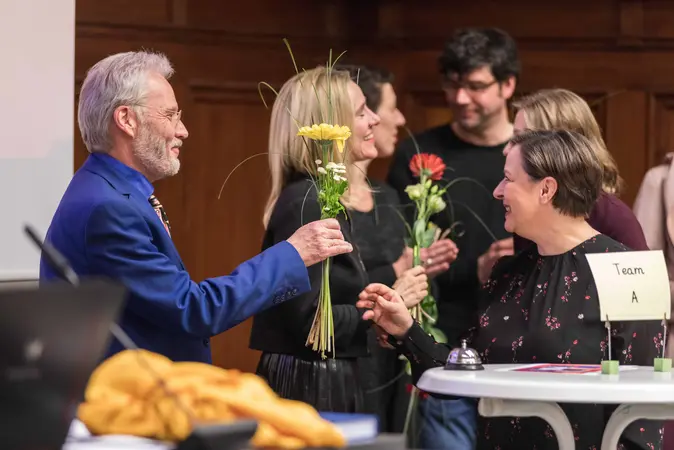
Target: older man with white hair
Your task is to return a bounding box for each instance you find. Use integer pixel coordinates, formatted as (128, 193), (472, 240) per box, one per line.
(40, 50), (353, 363)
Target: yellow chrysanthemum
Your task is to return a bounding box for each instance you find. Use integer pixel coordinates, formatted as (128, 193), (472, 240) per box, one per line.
(297, 123), (351, 153)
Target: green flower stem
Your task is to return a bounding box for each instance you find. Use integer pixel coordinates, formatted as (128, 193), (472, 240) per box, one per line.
(322, 143), (329, 176)
(403, 385), (419, 437)
(411, 245), (422, 322)
(321, 257), (333, 358)
(409, 173), (440, 328)
(417, 200), (426, 219)
(307, 140), (345, 358)
(327, 257), (335, 354)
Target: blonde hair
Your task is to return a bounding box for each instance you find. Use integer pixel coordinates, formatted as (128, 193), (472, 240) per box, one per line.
(263, 67), (355, 227)
(512, 89), (622, 194)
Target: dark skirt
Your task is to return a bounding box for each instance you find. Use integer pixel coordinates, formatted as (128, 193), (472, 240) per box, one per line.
(358, 328), (410, 432)
(256, 352), (364, 413)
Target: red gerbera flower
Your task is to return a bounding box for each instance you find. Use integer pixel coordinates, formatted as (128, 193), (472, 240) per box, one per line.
(409, 153), (446, 181)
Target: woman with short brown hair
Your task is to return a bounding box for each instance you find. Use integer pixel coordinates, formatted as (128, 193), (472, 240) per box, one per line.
(358, 129), (662, 449)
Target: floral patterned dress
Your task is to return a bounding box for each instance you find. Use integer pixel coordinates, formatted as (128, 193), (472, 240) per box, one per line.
(394, 234), (663, 449)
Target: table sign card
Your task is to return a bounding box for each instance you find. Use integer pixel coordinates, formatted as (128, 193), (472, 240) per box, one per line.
(586, 250), (672, 373)
(585, 250), (671, 322)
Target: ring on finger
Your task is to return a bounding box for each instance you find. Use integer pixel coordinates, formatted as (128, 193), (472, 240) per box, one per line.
(426, 257), (433, 265)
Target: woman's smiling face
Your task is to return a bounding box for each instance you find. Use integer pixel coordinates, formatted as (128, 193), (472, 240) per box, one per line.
(347, 80), (380, 162)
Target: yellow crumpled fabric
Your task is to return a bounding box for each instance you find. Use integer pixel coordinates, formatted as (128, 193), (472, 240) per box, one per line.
(77, 350), (346, 449)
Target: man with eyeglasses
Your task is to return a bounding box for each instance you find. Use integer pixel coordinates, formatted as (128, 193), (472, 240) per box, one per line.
(40, 50), (353, 364)
(387, 28), (520, 449)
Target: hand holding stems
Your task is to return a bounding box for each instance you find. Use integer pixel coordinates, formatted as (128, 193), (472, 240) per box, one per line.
(393, 266), (429, 309)
(287, 218), (353, 267)
(393, 240), (459, 279)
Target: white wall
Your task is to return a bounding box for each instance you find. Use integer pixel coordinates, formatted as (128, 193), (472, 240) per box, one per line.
(0, 1), (75, 280)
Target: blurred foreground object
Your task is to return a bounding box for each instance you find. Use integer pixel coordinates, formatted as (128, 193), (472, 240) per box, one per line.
(77, 350), (346, 448)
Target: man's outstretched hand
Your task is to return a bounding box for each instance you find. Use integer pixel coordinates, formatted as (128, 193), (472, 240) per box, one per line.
(287, 218), (353, 267)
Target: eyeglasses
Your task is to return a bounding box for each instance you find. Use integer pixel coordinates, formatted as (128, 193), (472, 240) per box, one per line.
(441, 78), (499, 96)
(135, 104), (183, 126)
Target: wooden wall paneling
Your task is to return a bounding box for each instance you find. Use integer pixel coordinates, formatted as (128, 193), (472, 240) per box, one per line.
(186, 80), (276, 372)
(402, 0), (620, 41)
(643, 0), (674, 40)
(648, 93), (674, 169)
(604, 91), (649, 205)
(618, 0), (644, 46)
(170, 0), (189, 26)
(76, 0), (174, 26)
(186, 0), (336, 36)
(375, 0), (404, 40)
(351, 0), (625, 52)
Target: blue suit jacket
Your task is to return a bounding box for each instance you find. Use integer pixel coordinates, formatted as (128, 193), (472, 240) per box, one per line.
(40, 153), (310, 363)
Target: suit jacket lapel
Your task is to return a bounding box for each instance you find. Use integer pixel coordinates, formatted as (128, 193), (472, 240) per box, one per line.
(82, 156), (186, 270)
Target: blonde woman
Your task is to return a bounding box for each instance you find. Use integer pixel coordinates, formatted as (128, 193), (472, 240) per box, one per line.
(509, 88), (648, 253)
(248, 67), (429, 412)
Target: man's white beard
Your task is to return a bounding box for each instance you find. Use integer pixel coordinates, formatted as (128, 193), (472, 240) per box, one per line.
(133, 125), (179, 180)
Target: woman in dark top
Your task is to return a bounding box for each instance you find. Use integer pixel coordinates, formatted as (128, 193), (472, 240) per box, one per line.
(348, 179), (421, 424)
(249, 67), (429, 412)
(337, 64), (459, 431)
(510, 89), (648, 254)
(358, 130), (662, 449)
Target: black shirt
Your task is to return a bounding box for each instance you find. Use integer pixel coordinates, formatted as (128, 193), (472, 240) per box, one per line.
(349, 181), (407, 287)
(249, 177), (371, 360)
(387, 124), (510, 343)
(394, 234), (662, 450)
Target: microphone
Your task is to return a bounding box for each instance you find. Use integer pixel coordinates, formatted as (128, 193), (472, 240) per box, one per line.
(23, 224), (139, 350)
(24, 224), (79, 287)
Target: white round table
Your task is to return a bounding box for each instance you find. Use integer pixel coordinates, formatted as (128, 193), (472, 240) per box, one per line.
(417, 364), (674, 450)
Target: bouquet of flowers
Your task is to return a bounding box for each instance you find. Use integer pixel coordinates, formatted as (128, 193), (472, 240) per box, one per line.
(274, 41), (352, 359)
(297, 124), (351, 359)
(404, 152), (448, 343)
(398, 151), (451, 437)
